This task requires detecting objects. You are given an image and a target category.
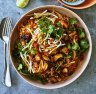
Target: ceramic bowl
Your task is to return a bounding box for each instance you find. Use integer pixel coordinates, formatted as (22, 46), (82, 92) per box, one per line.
(58, 0), (96, 9)
(62, 0), (85, 6)
(9, 5), (92, 89)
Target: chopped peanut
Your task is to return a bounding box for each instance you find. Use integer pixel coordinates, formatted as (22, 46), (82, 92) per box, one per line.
(21, 41), (26, 46)
(53, 54), (63, 61)
(33, 62), (39, 68)
(42, 55), (50, 61)
(63, 68), (68, 73)
(48, 77), (57, 83)
(35, 54), (41, 61)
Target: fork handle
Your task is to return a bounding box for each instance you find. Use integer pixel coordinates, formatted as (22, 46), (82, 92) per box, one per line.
(2, 42), (7, 85)
(5, 43), (11, 87)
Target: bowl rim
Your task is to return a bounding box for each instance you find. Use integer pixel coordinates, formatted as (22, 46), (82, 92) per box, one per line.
(9, 5), (92, 89)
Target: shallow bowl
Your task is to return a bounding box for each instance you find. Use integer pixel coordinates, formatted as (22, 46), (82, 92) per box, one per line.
(9, 5), (92, 89)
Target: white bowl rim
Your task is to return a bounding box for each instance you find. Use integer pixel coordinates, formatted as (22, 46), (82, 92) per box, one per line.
(9, 5), (92, 89)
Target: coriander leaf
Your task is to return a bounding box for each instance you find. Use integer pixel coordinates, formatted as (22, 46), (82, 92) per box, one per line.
(38, 19), (44, 27)
(38, 17), (64, 39)
(20, 70), (29, 75)
(48, 25), (55, 34)
(57, 22), (63, 28)
(72, 42), (80, 50)
(80, 39), (89, 49)
(69, 18), (78, 25)
(41, 27), (47, 33)
(38, 17), (51, 33)
(68, 25), (76, 31)
(16, 41), (22, 51)
(65, 55), (71, 59)
(57, 28), (64, 37)
(77, 28), (85, 39)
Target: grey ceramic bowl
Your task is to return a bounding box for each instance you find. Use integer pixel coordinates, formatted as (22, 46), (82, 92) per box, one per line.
(9, 5), (92, 89)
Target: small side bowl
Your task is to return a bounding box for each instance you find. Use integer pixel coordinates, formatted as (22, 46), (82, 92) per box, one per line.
(62, 0), (85, 6)
(9, 5), (92, 89)
(58, 0), (96, 9)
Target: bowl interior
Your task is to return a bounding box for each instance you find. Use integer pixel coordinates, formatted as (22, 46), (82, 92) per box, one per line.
(10, 5), (92, 89)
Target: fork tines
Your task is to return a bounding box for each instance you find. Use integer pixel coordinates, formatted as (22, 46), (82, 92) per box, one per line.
(2, 17), (12, 37)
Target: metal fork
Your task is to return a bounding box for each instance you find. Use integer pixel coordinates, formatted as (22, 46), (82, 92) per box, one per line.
(2, 17), (12, 87)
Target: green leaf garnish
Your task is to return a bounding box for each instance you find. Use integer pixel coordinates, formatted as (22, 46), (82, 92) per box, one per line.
(72, 42), (80, 50)
(48, 25), (55, 34)
(57, 22), (63, 28)
(57, 28), (64, 37)
(16, 41), (23, 51)
(18, 64), (23, 70)
(80, 39), (89, 49)
(38, 17), (64, 39)
(68, 43), (71, 49)
(69, 18), (78, 25)
(38, 17), (51, 33)
(78, 28), (85, 39)
(65, 55), (71, 59)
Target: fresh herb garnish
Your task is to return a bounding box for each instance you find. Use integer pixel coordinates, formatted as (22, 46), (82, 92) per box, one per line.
(68, 43), (71, 49)
(57, 22), (63, 28)
(18, 64), (23, 70)
(38, 17), (64, 39)
(69, 18), (78, 25)
(65, 55), (71, 59)
(48, 25), (55, 34)
(72, 42), (80, 50)
(38, 17), (51, 33)
(80, 39), (89, 49)
(16, 41), (23, 51)
(77, 28), (85, 39)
